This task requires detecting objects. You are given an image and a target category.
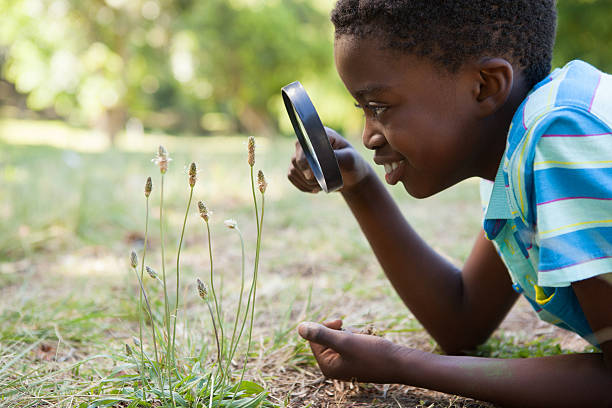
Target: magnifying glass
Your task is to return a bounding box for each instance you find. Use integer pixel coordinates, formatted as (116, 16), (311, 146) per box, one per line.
(281, 81), (343, 193)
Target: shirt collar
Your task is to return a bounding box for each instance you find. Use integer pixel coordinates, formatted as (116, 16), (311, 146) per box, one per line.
(484, 160), (513, 220)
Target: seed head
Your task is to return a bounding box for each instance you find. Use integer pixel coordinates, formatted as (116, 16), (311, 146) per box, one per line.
(196, 278), (208, 300)
(125, 343), (133, 356)
(224, 219), (237, 229)
(130, 250), (138, 268)
(132, 336), (141, 347)
(188, 162), (197, 187)
(145, 177), (152, 197)
(257, 170), (267, 194)
(247, 136), (255, 167)
(152, 145), (171, 174)
(198, 200), (210, 222)
(145, 266), (158, 279)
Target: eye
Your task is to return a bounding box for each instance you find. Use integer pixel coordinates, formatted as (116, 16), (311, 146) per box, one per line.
(354, 102), (388, 119)
(365, 103), (388, 119)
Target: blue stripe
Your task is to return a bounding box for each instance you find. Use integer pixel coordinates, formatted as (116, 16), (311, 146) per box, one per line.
(541, 109), (610, 136)
(555, 61), (601, 111)
(534, 167), (612, 204)
(539, 226), (612, 271)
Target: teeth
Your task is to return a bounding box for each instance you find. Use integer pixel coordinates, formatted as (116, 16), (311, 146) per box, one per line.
(383, 161), (403, 174)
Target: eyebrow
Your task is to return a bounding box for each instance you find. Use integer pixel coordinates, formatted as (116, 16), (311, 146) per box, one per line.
(354, 84), (390, 98)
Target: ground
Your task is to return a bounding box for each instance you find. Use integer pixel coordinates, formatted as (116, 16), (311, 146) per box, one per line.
(0, 119), (593, 407)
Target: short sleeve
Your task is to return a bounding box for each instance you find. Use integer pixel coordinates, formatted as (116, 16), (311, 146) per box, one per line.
(533, 108), (612, 287)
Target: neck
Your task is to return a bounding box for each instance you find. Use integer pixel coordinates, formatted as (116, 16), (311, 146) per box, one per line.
(479, 75), (530, 181)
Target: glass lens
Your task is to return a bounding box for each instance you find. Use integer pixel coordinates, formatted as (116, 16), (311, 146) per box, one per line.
(292, 103), (320, 167)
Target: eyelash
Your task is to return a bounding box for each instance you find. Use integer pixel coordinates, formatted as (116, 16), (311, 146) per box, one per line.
(354, 102), (388, 119)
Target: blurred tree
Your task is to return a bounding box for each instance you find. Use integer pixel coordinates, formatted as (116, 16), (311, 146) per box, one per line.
(0, 0), (336, 141)
(554, 0), (612, 72)
(5, 0), (612, 141)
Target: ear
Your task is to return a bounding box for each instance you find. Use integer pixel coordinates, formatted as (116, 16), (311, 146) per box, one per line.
(474, 58), (514, 118)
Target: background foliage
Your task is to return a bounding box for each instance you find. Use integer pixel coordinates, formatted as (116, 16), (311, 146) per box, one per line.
(2, 0), (612, 141)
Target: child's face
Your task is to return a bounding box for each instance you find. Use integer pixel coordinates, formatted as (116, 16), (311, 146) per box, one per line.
(334, 36), (492, 198)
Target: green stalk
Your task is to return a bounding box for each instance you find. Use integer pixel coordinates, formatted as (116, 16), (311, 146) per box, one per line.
(228, 166), (260, 359)
(204, 221), (225, 374)
(225, 227), (246, 376)
(172, 186), (194, 369)
(159, 173), (175, 407)
(231, 172), (264, 402)
(137, 197), (150, 390)
(206, 301), (222, 370)
(134, 268), (162, 384)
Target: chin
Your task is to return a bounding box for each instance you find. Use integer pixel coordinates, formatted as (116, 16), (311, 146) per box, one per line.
(401, 180), (440, 199)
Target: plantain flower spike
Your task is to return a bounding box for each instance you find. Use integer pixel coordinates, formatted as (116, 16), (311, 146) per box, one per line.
(132, 336), (141, 347)
(198, 200), (210, 222)
(196, 278), (208, 300)
(152, 145), (171, 173)
(224, 219), (237, 229)
(145, 176), (152, 197)
(130, 250), (138, 268)
(247, 136), (255, 167)
(188, 162), (197, 187)
(125, 343), (133, 356)
(146, 266), (158, 279)
(257, 170), (267, 194)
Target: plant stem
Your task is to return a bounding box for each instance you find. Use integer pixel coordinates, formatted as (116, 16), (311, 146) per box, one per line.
(159, 173), (175, 407)
(225, 227), (245, 375)
(133, 267), (162, 384)
(230, 166), (261, 359)
(206, 301), (222, 370)
(172, 186), (193, 370)
(238, 194), (264, 392)
(231, 173), (264, 402)
(205, 221), (224, 370)
(137, 197), (150, 390)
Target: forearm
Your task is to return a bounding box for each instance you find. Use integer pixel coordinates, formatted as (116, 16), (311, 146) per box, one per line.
(341, 173), (466, 339)
(401, 349), (612, 408)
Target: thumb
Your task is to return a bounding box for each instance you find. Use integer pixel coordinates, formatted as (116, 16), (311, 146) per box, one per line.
(334, 147), (358, 172)
(298, 321), (347, 350)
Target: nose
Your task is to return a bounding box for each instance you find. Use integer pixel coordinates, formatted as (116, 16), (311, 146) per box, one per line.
(362, 120), (386, 150)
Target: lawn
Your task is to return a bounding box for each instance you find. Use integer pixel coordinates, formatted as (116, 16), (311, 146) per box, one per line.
(0, 119), (592, 407)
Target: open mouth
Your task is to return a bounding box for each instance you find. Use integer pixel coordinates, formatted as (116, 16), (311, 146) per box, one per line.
(383, 160), (405, 184)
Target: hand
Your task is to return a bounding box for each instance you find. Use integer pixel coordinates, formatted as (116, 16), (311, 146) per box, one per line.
(297, 319), (413, 384)
(287, 127), (373, 194)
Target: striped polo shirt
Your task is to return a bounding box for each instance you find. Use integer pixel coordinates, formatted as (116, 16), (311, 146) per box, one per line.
(481, 60), (612, 345)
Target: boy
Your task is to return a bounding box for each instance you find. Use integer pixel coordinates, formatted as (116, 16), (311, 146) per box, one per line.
(287, 1), (612, 407)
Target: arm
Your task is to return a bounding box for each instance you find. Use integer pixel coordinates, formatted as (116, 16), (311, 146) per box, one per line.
(298, 318), (612, 408)
(288, 128), (517, 353)
(341, 171), (518, 353)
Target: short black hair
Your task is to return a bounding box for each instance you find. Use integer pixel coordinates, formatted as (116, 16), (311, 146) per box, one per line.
(331, 0), (557, 89)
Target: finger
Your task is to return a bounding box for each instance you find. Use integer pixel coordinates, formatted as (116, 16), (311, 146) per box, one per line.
(288, 172), (313, 192)
(291, 155), (315, 182)
(293, 141), (310, 170)
(288, 166), (317, 188)
(298, 322), (348, 352)
(334, 147), (357, 173)
(288, 172), (321, 193)
(323, 319), (343, 330)
(324, 127), (348, 150)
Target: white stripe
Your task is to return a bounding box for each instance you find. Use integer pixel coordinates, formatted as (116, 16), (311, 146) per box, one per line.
(534, 135), (612, 170)
(537, 198), (612, 238)
(523, 69), (566, 128)
(589, 73), (612, 124)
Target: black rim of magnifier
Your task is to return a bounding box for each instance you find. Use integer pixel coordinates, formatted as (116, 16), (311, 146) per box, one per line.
(281, 81), (343, 193)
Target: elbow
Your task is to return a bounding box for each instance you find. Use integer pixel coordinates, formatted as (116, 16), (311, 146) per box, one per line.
(436, 331), (491, 356)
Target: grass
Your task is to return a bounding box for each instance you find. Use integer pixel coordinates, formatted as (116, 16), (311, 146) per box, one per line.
(0, 119), (593, 407)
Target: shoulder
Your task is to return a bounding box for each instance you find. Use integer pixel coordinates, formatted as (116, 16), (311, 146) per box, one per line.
(503, 61), (612, 225)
